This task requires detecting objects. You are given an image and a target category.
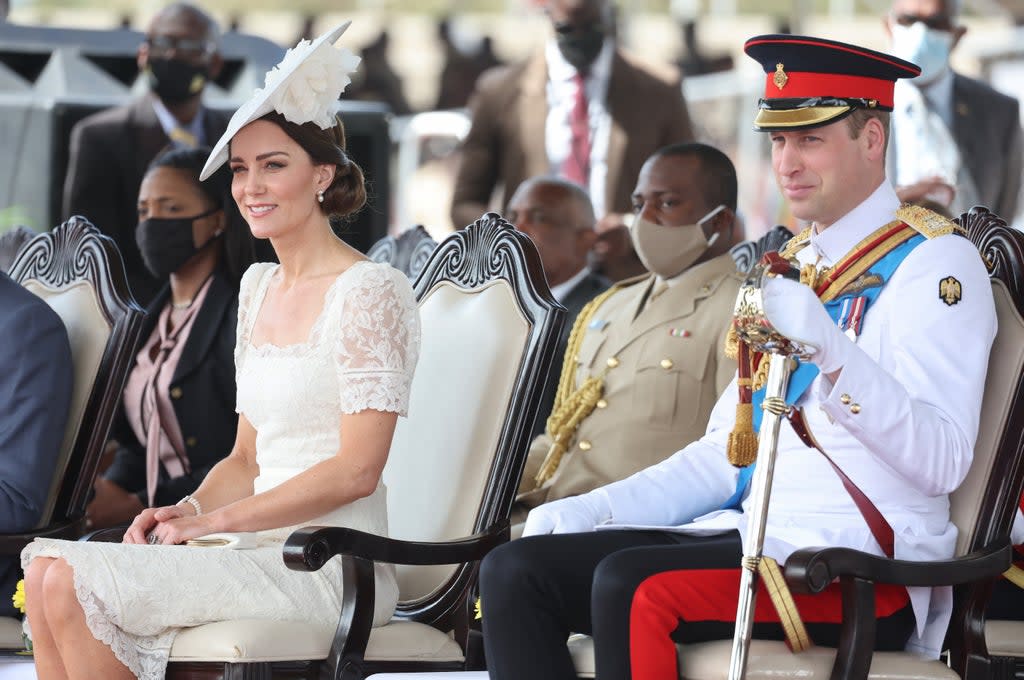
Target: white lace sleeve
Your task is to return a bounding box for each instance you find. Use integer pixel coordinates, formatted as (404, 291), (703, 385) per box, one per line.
(234, 263), (276, 410)
(334, 264), (420, 416)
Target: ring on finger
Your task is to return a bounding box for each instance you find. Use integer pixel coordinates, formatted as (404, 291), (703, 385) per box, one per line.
(147, 533), (159, 545)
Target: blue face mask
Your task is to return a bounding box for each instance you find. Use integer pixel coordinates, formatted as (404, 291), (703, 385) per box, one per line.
(889, 21), (953, 86)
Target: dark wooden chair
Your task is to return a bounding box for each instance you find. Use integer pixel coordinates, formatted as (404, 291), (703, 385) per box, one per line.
(0, 217), (144, 649)
(367, 225), (438, 281)
(960, 207), (1024, 680)
(729, 225), (794, 273)
(568, 206), (1024, 680)
(159, 213), (566, 679)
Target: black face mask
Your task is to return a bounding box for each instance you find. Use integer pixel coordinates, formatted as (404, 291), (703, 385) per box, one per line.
(136, 207), (221, 280)
(146, 58), (209, 103)
(555, 24), (606, 72)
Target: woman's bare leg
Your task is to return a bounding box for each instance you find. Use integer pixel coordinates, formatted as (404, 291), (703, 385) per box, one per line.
(24, 558), (68, 680)
(41, 558), (134, 680)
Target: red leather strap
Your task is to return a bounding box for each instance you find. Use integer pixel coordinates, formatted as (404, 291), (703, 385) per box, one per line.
(788, 409), (895, 558)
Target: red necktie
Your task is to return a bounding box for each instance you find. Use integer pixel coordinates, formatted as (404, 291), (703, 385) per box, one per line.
(562, 72), (590, 186)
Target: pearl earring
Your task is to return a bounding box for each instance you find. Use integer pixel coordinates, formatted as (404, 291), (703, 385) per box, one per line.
(317, 190), (325, 204)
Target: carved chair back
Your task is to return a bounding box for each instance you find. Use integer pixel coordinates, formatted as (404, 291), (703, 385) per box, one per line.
(6, 217), (143, 535)
(383, 213), (565, 627)
(367, 225), (438, 281)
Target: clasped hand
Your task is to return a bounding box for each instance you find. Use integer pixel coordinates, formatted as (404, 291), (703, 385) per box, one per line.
(123, 504), (214, 545)
(761, 275), (854, 375)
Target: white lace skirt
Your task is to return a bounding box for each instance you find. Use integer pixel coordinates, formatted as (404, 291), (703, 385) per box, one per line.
(21, 537), (398, 680)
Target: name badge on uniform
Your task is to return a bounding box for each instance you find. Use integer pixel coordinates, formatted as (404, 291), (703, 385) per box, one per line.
(588, 319), (609, 331)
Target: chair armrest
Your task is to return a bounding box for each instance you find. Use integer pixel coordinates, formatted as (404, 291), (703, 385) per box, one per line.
(784, 541), (1012, 594)
(0, 519), (86, 555)
(283, 519), (511, 572)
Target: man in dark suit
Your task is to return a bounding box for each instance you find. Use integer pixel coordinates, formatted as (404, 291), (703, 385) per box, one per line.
(885, 0), (1022, 220)
(450, 0), (693, 282)
(506, 176), (611, 436)
(0, 272), (73, 617)
(62, 3), (230, 305)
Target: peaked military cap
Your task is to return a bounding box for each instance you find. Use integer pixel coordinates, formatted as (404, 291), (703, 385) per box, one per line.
(743, 34), (921, 131)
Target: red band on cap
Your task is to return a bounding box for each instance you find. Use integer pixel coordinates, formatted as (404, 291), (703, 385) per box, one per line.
(763, 71), (895, 108)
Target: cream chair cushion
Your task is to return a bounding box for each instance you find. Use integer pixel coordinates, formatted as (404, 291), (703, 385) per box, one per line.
(22, 279), (111, 527)
(384, 279), (528, 602)
(950, 279), (1024, 553)
(169, 619), (464, 664)
(984, 620), (1024, 656)
(0, 617), (22, 650)
(567, 636), (957, 680)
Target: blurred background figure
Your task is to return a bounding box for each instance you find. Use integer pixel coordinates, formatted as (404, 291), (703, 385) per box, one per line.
(62, 2), (228, 306)
(434, 15), (503, 111)
(449, 0), (693, 278)
(86, 146), (258, 529)
(675, 19), (733, 76)
(347, 30), (411, 116)
(885, 0), (1022, 219)
(506, 175), (610, 436)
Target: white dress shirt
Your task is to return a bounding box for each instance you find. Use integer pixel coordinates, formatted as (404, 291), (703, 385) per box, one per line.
(596, 181), (997, 657)
(545, 39), (613, 218)
(891, 68), (980, 214)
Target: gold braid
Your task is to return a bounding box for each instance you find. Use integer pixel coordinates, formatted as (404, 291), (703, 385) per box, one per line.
(534, 284), (622, 488)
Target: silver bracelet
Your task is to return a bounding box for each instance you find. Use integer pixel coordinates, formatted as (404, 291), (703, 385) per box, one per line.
(177, 495), (202, 516)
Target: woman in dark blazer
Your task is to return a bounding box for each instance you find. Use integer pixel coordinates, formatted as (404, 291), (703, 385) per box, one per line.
(86, 146), (263, 527)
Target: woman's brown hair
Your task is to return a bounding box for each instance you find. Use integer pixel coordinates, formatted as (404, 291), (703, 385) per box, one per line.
(258, 111), (367, 220)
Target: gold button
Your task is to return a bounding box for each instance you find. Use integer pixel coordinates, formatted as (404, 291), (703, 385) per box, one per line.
(170, 387), (183, 399)
(578, 440), (592, 451)
(596, 399), (608, 409)
(606, 357), (620, 368)
(660, 358), (674, 370)
(700, 284), (711, 293)
(186, 436), (197, 447)
(850, 404), (861, 414)
(840, 394), (851, 405)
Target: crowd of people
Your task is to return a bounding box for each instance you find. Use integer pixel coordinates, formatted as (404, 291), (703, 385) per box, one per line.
(1, 0), (1023, 678)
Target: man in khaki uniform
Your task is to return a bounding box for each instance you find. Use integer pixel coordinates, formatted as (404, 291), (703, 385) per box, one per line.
(515, 142), (743, 518)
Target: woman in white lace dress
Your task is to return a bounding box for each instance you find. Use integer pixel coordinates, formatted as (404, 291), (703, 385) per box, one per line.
(21, 24), (420, 680)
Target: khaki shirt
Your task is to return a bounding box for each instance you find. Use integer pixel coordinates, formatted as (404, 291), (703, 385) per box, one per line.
(516, 253), (741, 512)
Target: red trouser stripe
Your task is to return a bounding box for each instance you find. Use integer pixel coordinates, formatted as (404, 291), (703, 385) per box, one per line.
(628, 568), (910, 680)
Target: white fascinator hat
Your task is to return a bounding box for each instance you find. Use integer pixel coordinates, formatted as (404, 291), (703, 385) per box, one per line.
(200, 22), (361, 181)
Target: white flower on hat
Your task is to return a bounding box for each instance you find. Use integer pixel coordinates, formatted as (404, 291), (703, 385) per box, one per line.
(200, 22), (358, 181)
(261, 38), (361, 129)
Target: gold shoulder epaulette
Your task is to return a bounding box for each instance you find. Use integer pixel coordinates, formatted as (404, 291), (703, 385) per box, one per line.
(896, 203), (966, 239)
(778, 227), (813, 260)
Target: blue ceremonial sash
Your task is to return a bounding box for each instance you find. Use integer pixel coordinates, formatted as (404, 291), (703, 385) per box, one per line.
(720, 233), (925, 510)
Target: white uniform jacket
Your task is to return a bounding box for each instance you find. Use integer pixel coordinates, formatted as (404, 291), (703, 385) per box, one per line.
(596, 182), (997, 657)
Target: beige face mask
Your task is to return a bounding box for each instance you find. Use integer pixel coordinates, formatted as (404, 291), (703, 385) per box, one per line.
(630, 205), (726, 278)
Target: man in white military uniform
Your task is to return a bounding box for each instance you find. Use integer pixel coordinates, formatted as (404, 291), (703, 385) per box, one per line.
(479, 34), (997, 680)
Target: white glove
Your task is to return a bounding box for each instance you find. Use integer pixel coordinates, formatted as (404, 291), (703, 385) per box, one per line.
(761, 275), (853, 374)
(521, 490), (613, 537)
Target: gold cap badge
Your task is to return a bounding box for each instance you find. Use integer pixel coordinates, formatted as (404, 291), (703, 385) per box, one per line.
(773, 63), (788, 90)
